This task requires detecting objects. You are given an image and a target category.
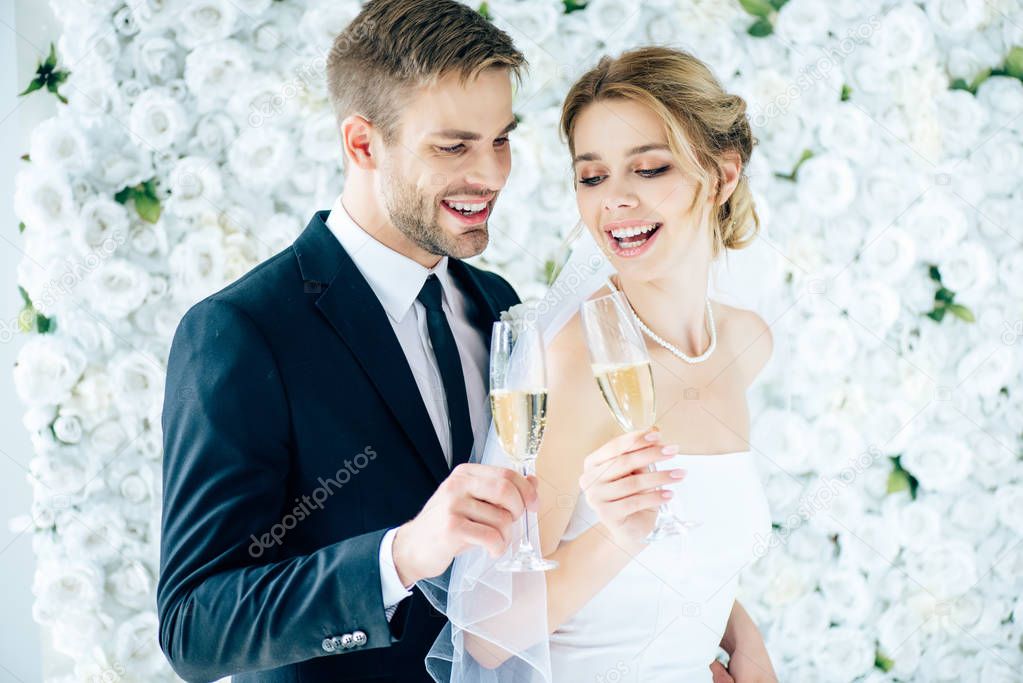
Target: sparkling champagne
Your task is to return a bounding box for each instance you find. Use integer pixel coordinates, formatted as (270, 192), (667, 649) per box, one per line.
(593, 361), (656, 432)
(490, 389), (548, 464)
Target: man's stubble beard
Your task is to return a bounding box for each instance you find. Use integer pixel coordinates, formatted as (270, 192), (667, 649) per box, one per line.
(382, 165), (490, 261)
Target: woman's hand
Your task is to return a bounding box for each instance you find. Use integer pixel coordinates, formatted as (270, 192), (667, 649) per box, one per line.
(577, 428), (686, 550)
(710, 660), (736, 683)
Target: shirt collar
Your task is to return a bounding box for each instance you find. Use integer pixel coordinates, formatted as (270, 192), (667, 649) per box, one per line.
(324, 193), (451, 324)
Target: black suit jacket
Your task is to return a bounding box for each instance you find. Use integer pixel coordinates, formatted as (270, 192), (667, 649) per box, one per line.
(157, 210), (520, 682)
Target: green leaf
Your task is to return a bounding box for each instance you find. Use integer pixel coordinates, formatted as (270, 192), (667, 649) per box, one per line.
(43, 43), (57, 71)
(950, 78), (971, 92)
(1005, 46), (1023, 80)
(888, 456), (919, 499)
(477, 2), (492, 20)
(875, 651), (895, 672)
(934, 287), (955, 304)
(928, 265), (941, 282)
(17, 285), (32, 307)
(840, 84), (852, 101)
(20, 153), (29, 162)
(114, 186), (133, 204)
(969, 68), (992, 93)
(739, 0), (774, 17)
(769, 0), (789, 9)
(926, 307), (947, 322)
(747, 17), (773, 37)
(133, 192), (162, 223)
(563, 0), (587, 13)
(948, 303), (975, 322)
(886, 469), (910, 495)
(36, 313), (54, 334)
(18, 79), (43, 97)
(18, 221), (25, 234)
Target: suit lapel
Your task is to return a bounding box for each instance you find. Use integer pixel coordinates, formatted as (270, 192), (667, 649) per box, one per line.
(294, 213), (450, 484)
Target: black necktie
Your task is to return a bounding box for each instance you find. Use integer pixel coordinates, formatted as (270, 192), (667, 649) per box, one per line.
(417, 275), (473, 468)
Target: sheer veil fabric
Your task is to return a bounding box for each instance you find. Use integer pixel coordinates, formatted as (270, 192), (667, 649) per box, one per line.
(418, 222), (782, 682)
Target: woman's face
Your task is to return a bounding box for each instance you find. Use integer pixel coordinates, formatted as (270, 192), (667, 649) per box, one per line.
(572, 99), (712, 281)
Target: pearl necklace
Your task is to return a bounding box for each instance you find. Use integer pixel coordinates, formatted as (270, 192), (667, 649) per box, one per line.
(606, 276), (717, 365)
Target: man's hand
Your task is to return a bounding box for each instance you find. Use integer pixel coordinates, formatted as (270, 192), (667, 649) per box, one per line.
(392, 463), (538, 586)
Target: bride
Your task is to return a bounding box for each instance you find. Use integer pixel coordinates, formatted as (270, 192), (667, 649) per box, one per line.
(425, 46), (779, 683)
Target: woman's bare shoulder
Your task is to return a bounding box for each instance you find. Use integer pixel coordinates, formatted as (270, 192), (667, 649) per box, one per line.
(713, 301), (774, 384)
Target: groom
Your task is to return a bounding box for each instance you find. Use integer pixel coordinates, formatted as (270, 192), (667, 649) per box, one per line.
(157, 2), (536, 681)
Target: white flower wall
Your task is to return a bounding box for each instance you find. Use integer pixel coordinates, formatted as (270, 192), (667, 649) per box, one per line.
(10, 0), (1023, 680)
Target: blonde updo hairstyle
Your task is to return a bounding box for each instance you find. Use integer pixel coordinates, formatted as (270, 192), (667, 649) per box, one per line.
(560, 46), (760, 259)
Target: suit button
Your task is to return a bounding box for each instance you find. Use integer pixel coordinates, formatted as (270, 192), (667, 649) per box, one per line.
(322, 637), (337, 653)
(352, 630), (367, 647)
(340, 633), (355, 649)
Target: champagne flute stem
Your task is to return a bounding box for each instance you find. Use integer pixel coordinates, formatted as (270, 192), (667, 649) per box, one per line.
(517, 460), (535, 556)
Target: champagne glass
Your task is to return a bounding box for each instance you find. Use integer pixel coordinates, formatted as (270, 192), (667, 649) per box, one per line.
(490, 320), (558, 572)
(580, 292), (701, 543)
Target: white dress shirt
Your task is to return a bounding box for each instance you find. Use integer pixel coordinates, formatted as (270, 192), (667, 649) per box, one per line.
(324, 194), (490, 617)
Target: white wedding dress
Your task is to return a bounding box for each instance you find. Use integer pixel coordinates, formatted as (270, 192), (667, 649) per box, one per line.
(547, 450), (772, 683)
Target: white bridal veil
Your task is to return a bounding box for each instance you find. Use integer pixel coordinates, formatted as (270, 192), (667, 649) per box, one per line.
(417, 218), (782, 682)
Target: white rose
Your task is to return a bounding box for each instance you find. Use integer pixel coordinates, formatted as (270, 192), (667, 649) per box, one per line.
(188, 111), (237, 159)
(14, 166), (79, 236)
(169, 226), (226, 302)
(775, 593), (828, 658)
(897, 499), (942, 550)
(811, 626), (874, 682)
(73, 195), (130, 258)
(88, 422), (128, 461)
(869, 4), (933, 68)
(901, 434), (972, 491)
(85, 258), (151, 319)
(228, 126), (295, 190)
(816, 104), (878, 165)
(116, 611), (167, 678)
(294, 4), (357, 55)
(906, 538), (979, 601)
(976, 76), (1023, 133)
(300, 112), (342, 163)
(844, 514), (901, 571)
(132, 33), (182, 83)
(177, 0), (238, 49)
(916, 641), (975, 681)
(29, 116), (92, 173)
(796, 316), (857, 375)
(857, 225), (916, 284)
(969, 130), (1023, 195)
(184, 39), (252, 112)
(49, 609), (114, 660)
(167, 156), (224, 216)
(993, 484), (1023, 535)
(924, 0), (989, 36)
(108, 559), (154, 609)
(87, 128), (154, 194)
(13, 337), (87, 407)
(52, 414), (83, 444)
(491, 0), (560, 49)
(819, 567), (872, 625)
(584, 0), (639, 48)
(955, 344), (1016, 397)
(34, 559), (105, 615)
(129, 87), (189, 150)
(775, 0), (831, 45)
(109, 351), (165, 417)
(228, 72), (299, 130)
(796, 154), (856, 217)
(936, 89), (988, 156)
(751, 408), (814, 474)
(902, 191), (967, 262)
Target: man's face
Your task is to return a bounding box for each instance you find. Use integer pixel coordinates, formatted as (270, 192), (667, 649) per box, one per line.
(376, 68), (515, 260)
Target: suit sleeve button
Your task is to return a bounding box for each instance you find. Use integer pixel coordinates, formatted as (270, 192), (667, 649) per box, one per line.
(322, 637), (337, 652)
(352, 630), (367, 646)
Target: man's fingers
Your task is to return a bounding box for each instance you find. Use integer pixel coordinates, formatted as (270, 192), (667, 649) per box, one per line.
(463, 467), (535, 518)
(455, 518), (506, 557)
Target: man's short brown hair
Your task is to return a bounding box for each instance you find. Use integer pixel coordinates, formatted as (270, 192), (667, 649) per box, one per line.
(326, 0), (526, 143)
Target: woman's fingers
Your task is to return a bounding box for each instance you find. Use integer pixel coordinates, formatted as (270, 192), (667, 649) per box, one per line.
(596, 469), (686, 502)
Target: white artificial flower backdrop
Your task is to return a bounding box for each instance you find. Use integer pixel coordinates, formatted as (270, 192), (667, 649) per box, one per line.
(11, 0), (1023, 680)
